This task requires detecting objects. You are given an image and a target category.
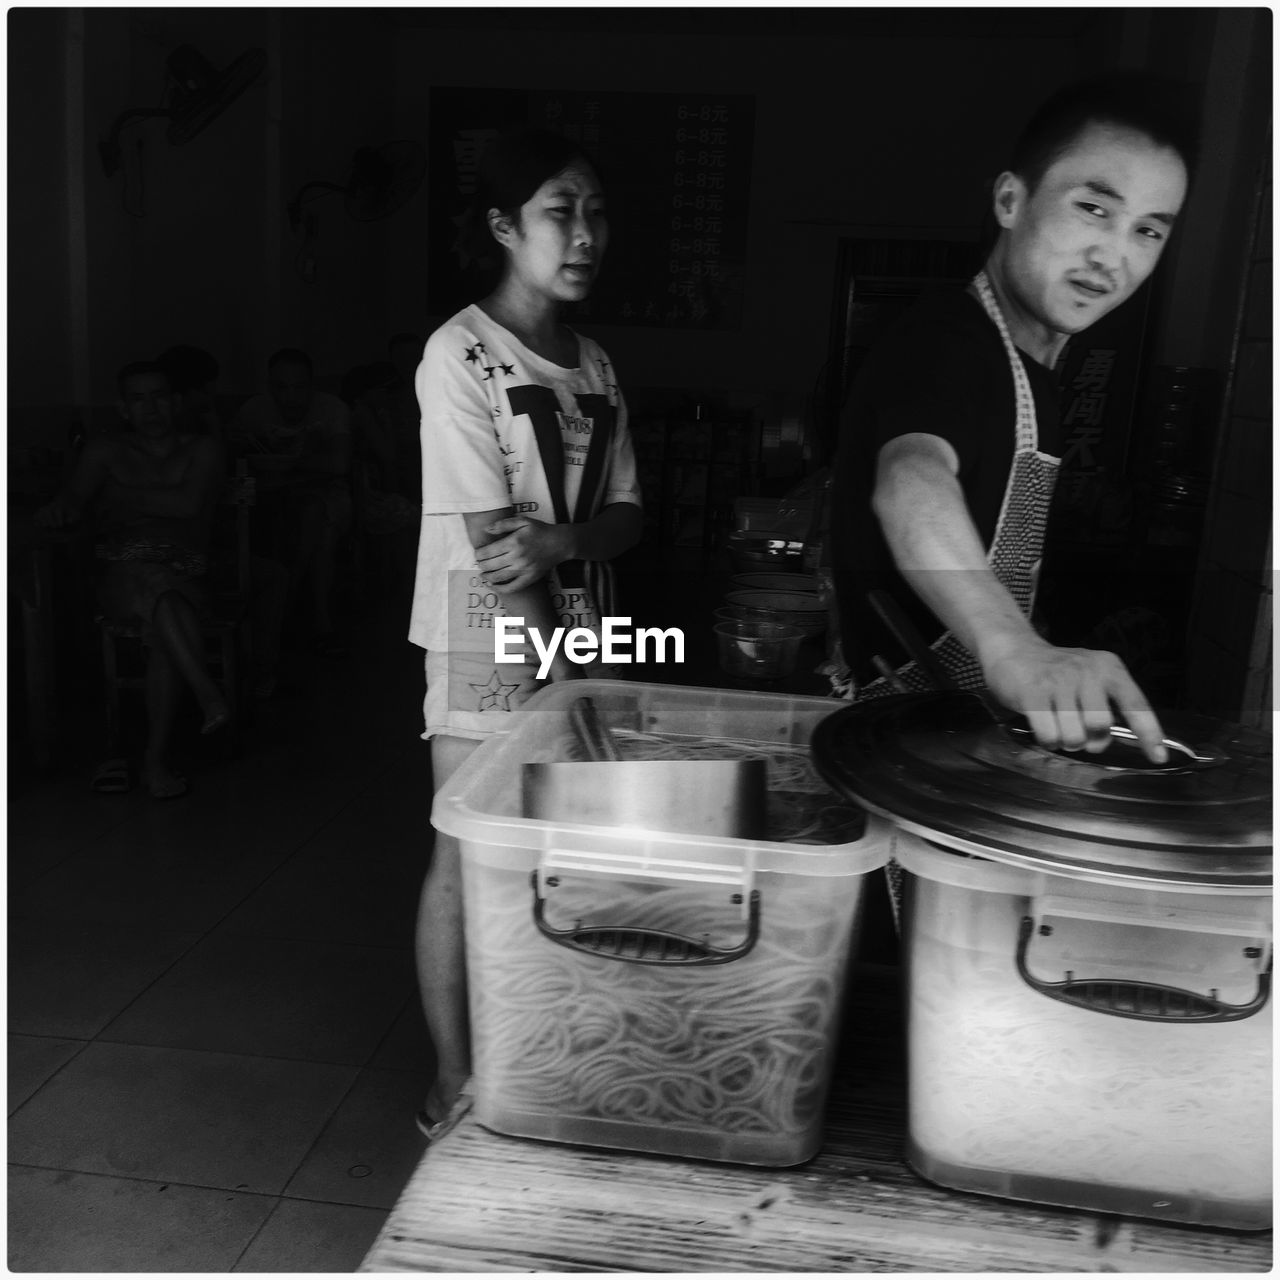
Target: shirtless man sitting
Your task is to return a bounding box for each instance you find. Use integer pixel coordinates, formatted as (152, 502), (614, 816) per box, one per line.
(37, 361), (230, 797)
(230, 348), (353, 656)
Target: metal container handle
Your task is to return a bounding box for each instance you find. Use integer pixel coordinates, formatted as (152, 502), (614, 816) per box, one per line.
(530, 870), (761, 966)
(1015, 916), (1271, 1023)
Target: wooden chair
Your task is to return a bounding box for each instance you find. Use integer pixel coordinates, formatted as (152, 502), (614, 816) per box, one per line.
(100, 460), (255, 756)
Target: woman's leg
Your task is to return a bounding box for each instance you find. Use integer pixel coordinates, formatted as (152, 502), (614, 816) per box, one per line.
(140, 644), (187, 798)
(151, 589), (230, 732)
(414, 732), (482, 1120)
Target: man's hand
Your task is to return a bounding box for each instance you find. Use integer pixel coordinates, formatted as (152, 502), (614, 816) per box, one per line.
(871, 435), (1168, 764)
(34, 496), (80, 529)
(980, 633), (1167, 763)
(476, 516), (572, 590)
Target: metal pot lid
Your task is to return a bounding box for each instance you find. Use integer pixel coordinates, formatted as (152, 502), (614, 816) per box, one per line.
(810, 692), (1272, 888)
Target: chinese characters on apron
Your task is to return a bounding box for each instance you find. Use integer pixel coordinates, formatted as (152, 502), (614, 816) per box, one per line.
(853, 270), (1061, 702)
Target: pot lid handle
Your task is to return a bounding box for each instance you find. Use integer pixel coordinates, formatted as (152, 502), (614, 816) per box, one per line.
(1003, 721), (1226, 772)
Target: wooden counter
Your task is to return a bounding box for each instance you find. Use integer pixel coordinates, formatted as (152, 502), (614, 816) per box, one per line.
(361, 966), (1271, 1273)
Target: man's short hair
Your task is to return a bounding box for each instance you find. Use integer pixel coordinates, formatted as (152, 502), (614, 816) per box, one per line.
(1010, 71), (1200, 193)
(116, 360), (169, 396)
(156, 345), (219, 394)
(268, 347), (313, 376)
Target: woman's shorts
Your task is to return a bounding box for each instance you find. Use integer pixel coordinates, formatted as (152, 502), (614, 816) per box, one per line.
(97, 559), (210, 643)
(423, 648), (618, 741)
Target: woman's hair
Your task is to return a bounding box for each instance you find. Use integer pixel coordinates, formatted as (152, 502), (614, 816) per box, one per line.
(1009, 70), (1200, 194)
(457, 127), (599, 270)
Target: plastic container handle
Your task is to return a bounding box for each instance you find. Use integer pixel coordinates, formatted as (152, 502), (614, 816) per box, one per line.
(530, 871), (761, 967)
(1015, 916), (1271, 1023)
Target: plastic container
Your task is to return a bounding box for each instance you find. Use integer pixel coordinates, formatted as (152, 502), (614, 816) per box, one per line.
(895, 831), (1273, 1230)
(714, 618), (804, 681)
(433, 679), (891, 1166)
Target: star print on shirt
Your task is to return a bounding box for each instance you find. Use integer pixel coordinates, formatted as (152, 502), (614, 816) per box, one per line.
(482, 366), (497, 381)
(465, 343), (486, 363)
(498, 362), (515, 376)
(470, 669), (522, 713)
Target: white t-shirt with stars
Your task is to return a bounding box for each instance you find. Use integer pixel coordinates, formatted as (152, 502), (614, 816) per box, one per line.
(408, 303), (641, 654)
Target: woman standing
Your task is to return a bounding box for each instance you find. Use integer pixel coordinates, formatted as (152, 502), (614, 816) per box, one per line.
(408, 129), (643, 1134)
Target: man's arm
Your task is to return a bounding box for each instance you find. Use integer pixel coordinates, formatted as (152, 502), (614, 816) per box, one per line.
(34, 438), (114, 527)
(463, 507), (586, 682)
(473, 503), (643, 591)
(874, 432), (1167, 762)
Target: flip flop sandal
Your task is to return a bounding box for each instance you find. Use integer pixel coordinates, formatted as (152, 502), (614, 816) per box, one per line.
(414, 1109), (447, 1141)
(143, 770), (189, 801)
(90, 758), (133, 794)
(414, 1084), (474, 1143)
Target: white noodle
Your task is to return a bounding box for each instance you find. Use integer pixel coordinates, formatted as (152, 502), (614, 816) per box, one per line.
(907, 904), (1272, 1207)
(464, 723), (869, 1150)
(467, 869), (858, 1139)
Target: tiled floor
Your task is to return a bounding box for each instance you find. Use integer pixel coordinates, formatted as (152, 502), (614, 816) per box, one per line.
(8, 593), (438, 1272)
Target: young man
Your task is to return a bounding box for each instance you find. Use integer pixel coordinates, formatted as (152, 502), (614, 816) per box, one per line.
(36, 362), (229, 797)
(230, 348), (353, 655)
(830, 72), (1195, 764)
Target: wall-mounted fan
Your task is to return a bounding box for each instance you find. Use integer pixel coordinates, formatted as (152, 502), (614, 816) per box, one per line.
(99, 44), (267, 177)
(287, 141), (428, 231)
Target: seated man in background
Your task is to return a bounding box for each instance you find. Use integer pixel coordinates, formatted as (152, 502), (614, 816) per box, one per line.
(230, 347), (353, 657)
(160, 342), (290, 699)
(36, 361), (229, 798)
(342, 352), (420, 594)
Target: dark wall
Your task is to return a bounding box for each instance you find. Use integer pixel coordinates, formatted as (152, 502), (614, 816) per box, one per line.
(9, 9), (77, 412)
(8, 6), (400, 433)
(384, 10), (1098, 403)
(6, 8), (1270, 440)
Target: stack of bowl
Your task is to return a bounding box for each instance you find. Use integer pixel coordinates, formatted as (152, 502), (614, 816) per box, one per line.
(724, 583), (828, 639)
(711, 571), (827, 684)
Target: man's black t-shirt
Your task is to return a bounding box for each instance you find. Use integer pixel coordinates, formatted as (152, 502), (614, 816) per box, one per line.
(829, 287), (1062, 687)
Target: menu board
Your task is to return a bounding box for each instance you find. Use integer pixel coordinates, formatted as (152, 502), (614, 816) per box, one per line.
(427, 87), (754, 329)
